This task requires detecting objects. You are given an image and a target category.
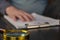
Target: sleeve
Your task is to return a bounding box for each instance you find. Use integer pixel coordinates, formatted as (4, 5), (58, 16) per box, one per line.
(0, 0), (11, 15)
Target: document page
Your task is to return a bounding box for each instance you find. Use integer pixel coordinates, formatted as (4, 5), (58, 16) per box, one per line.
(4, 13), (59, 29)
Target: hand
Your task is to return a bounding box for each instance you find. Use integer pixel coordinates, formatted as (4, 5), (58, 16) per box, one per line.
(6, 6), (34, 22)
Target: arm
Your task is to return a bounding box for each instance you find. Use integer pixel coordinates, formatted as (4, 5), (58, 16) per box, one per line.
(0, 0), (34, 21)
(0, 0), (11, 15)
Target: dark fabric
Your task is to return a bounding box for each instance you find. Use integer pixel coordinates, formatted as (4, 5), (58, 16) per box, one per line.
(43, 0), (60, 19)
(0, 0), (11, 15)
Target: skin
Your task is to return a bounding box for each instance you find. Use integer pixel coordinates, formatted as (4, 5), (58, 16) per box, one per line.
(6, 6), (34, 22)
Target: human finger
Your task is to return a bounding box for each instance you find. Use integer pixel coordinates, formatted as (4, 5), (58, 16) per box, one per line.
(15, 14), (25, 22)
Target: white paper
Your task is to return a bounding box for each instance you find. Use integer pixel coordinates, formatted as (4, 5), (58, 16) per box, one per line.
(4, 13), (59, 29)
